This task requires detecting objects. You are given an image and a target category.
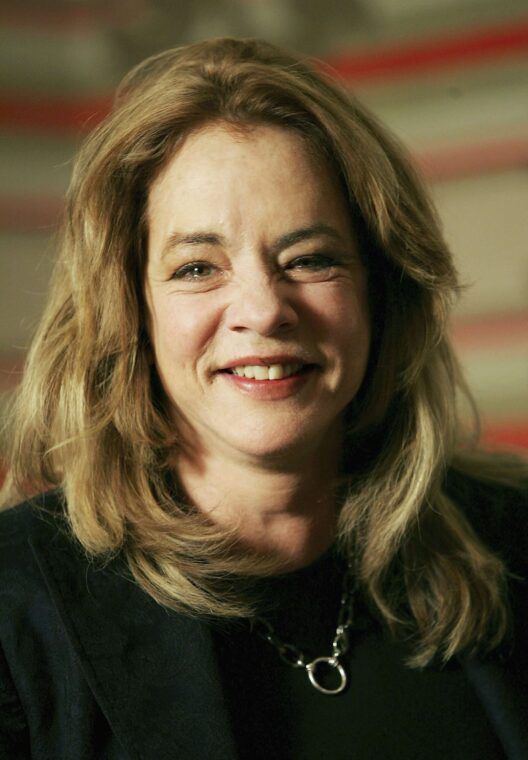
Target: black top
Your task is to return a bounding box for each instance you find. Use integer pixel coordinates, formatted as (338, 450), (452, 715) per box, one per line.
(213, 549), (505, 759)
(0, 473), (527, 759)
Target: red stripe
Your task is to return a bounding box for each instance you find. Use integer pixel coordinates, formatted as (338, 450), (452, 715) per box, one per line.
(0, 20), (527, 133)
(0, 96), (111, 134)
(2, 133), (527, 232)
(452, 312), (528, 350)
(0, 194), (64, 231)
(0, 6), (143, 30)
(323, 20), (528, 82)
(0, 353), (24, 394)
(417, 136), (528, 182)
(482, 425), (528, 450)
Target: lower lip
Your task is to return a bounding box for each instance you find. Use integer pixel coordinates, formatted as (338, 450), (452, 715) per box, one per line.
(218, 368), (316, 400)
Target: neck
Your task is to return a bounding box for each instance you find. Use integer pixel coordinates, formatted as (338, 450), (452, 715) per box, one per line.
(176, 440), (341, 571)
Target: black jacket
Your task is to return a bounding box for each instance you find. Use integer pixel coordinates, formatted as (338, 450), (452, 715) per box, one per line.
(0, 476), (527, 759)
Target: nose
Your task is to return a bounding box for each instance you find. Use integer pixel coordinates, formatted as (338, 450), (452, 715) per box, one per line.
(225, 274), (299, 336)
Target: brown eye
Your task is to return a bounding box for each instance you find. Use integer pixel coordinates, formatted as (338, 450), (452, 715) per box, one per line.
(285, 254), (337, 271)
(172, 261), (216, 279)
(282, 253), (341, 282)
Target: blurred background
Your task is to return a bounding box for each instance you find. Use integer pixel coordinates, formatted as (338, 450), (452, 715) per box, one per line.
(0, 0), (527, 452)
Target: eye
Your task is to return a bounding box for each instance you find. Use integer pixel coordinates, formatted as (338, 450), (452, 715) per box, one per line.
(171, 261), (217, 280)
(286, 254), (337, 270)
(283, 253), (340, 281)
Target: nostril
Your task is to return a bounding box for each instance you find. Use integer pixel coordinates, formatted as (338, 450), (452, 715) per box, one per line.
(226, 291), (299, 335)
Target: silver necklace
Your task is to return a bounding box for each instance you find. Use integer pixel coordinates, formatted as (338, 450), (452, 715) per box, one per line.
(251, 558), (356, 696)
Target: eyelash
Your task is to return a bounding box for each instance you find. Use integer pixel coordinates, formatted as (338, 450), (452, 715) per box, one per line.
(285, 253), (338, 271)
(171, 261), (217, 280)
(170, 253), (340, 283)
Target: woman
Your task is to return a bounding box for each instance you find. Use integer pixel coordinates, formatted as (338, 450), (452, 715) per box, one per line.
(1, 37), (527, 759)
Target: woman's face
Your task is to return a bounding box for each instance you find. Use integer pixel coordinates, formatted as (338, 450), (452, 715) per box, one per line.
(145, 123), (370, 464)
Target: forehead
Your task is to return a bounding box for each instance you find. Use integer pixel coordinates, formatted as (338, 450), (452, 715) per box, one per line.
(146, 122), (352, 255)
(152, 121), (327, 176)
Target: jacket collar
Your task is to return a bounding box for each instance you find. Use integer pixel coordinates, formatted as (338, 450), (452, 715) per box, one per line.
(29, 509), (239, 760)
(461, 571), (528, 760)
(462, 655), (528, 759)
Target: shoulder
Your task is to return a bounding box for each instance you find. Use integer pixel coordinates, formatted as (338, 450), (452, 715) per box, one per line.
(0, 491), (146, 641)
(0, 489), (66, 535)
(444, 467), (528, 575)
(0, 490), (71, 572)
(0, 490), (131, 617)
(0, 492), (73, 617)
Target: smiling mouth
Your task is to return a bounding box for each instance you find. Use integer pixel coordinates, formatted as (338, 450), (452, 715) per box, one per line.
(220, 362), (313, 381)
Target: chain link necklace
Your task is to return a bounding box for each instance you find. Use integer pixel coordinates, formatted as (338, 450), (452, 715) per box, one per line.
(251, 558), (356, 695)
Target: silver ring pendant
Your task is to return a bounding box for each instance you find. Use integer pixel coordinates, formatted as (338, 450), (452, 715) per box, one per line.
(306, 656), (347, 695)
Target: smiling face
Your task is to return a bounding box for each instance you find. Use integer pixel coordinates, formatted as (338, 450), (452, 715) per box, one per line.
(145, 123), (370, 467)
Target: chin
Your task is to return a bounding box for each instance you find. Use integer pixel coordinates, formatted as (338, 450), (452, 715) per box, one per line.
(224, 420), (339, 464)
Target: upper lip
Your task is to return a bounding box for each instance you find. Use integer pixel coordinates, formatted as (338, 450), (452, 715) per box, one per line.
(219, 355), (317, 370)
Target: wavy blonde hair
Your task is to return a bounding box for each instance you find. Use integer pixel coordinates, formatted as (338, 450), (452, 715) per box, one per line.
(2, 37), (525, 666)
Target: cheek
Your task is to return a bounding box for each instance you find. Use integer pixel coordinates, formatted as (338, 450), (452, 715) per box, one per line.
(310, 281), (370, 347)
(150, 297), (220, 367)
(337, 314), (371, 380)
(324, 289), (371, 389)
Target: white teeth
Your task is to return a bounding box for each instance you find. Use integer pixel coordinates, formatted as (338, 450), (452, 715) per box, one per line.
(268, 364), (284, 380)
(254, 366), (269, 380)
(228, 362), (303, 380)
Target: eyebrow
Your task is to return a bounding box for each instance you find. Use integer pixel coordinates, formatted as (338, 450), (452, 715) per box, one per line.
(161, 231), (225, 258)
(160, 223), (345, 260)
(268, 224), (345, 256)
